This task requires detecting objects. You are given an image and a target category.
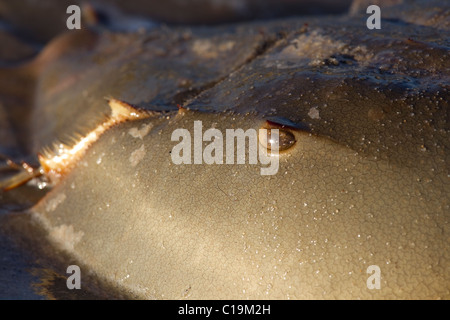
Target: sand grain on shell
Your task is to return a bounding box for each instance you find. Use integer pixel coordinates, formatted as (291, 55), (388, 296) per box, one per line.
(128, 123), (153, 139)
(129, 144), (146, 167)
(49, 224), (84, 251)
(308, 107), (320, 119)
(45, 193), (66, 212)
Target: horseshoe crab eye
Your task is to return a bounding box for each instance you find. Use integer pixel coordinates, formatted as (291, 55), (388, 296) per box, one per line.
(259, 128), (296, 151)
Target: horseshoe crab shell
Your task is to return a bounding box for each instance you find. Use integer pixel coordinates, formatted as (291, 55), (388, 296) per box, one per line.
(1, 0), (449, 299)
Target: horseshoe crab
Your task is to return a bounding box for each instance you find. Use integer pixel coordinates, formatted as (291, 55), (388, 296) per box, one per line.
(0, 0), (449, 299)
